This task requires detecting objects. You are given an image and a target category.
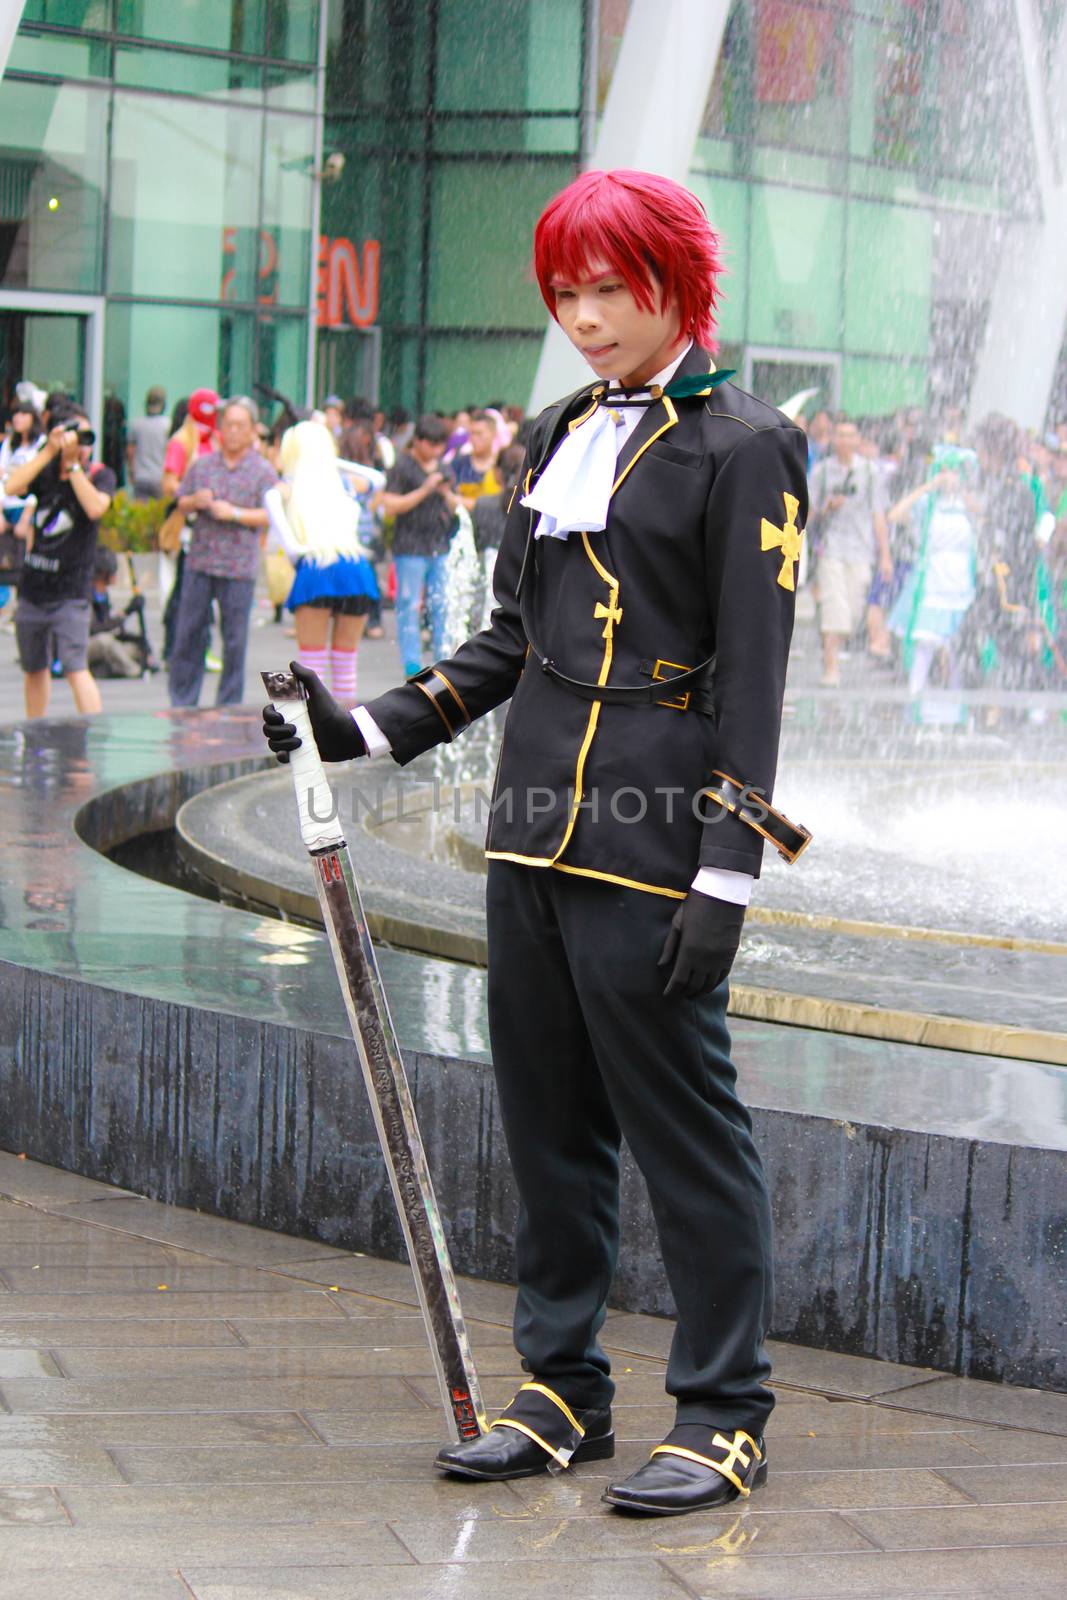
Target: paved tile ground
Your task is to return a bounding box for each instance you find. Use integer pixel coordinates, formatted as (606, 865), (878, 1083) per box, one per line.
(0, 1152), (1065, 1598)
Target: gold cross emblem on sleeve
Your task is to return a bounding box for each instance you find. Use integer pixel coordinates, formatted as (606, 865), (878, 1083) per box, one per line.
(761, 492), (803, 591)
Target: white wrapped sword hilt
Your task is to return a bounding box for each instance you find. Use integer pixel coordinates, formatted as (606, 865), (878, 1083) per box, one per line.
(263, 670), (344, 852)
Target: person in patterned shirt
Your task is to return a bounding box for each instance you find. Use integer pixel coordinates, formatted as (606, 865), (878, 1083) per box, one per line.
(168, 397), (277, 707)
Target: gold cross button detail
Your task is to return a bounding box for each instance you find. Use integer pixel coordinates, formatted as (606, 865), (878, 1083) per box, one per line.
(712, 1431), (752, 1476)
(760, 492), (803, 591)
(594, 593), (623, 640)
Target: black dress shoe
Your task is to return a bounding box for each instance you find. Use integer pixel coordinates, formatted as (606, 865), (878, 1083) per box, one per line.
(603, 1426), (766, 1515)
(435, 1382), (613, 1481)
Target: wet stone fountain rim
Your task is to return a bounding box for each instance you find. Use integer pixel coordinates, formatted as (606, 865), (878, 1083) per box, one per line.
(174, 760), (1067, 1068)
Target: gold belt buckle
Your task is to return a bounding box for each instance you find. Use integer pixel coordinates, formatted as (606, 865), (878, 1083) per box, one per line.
(652, 658), (691, 711)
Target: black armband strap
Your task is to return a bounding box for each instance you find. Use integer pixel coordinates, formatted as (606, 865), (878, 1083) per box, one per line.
(701, 770), (812, 864)
(409, 666), (472, 741)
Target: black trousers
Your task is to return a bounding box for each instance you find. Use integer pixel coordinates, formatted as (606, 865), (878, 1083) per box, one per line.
(486, 861), (775, 1437)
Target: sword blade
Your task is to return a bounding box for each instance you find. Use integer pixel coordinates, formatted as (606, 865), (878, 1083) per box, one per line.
(263, 671), (485, 1442)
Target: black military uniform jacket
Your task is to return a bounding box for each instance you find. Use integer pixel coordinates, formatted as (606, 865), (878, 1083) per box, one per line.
(365, 343), (808, 899)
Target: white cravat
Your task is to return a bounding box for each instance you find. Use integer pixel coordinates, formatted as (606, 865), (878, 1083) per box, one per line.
(522, 345), (693, 542)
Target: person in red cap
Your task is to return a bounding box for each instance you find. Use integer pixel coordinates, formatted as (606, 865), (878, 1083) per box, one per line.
(264, 168), (811, 1516)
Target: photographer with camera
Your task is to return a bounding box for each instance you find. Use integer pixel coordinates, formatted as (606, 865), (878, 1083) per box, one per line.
(4, 402), (115, 718)
(808, 417), (892, 687)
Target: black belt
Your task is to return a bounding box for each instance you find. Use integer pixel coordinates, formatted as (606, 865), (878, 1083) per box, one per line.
(535, 653), (716, 713)
(519, 581), (716, 713)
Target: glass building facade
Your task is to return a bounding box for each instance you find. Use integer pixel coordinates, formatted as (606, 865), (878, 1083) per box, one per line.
(0, 0), (321, 424)
(321, 0), (590, 412)
(1, 0), (1061, 426)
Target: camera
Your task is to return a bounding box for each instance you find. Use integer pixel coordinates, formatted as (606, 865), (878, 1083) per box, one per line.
(77, 427), (95, 446)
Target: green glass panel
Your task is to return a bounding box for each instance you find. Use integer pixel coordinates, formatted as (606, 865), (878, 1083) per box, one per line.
(327, 0), (431, 113)
(686, 173), (748, 345)
(108, 92), (269, 302)
(849, 17), (879, 161)
(847, 161), (929, 203)
(844, 199), (931, 358)
(748, 184), (842, 349)
(432, 117), (579, 155)
(435, 0), (582, 113)
(104, 302), (258, 418)
(267, 0), (318, 63)
(327, 116), (427, 154)
(428, 160), (573, 329)
(264, 64), (318, 114)
(524, 0), (583, 113)
(114, 45), (261, 95)
(22, 0), (111, 25)
(9, 28), (111, 78)
(0, 78), (107, 294)
(691, 136), (737, 177)
(840, 355), (927, 417)
(749, 147), (839, 190)
(424, 334), (540, 413)
(363, 330), (421, 413)
(261, 114), (316, 310)
(115, 0), (263, 55)
(257, 314), (308, 405)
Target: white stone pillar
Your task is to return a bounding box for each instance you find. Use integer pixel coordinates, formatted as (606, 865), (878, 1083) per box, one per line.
(0, 1), (26, 78)
(968, 1), (1067, 432)
(527, 0), (730, 413)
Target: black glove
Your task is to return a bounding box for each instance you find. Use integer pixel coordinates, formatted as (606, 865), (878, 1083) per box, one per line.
(261, 661), (367, 765)
(124, 593), (145, 617)
(658, 892), (746, 1000)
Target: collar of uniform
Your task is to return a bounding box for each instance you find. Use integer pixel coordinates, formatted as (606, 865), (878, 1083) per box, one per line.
(603, 341), (694, 406)
(611, 343), (715, 491)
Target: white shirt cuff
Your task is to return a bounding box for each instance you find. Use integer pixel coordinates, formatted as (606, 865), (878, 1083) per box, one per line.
(690, 867), (753, 906)
(351, 706), (391, 759)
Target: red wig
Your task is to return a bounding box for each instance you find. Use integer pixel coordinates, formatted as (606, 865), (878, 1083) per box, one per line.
(533, 169), (723, 349)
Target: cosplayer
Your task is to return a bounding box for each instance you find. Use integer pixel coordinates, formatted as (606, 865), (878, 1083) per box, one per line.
(264, 169), (810, 1516)
(264, 420), (380, 707)
(887, 445), (980, 696)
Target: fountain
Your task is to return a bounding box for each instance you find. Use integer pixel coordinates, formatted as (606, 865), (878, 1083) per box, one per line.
(2, 517), (1064, 1393)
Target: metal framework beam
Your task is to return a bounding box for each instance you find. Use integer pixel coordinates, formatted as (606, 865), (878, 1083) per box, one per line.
(527, 0), (730, 413)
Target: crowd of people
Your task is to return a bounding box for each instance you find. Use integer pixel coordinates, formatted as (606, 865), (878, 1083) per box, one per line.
(2, 375), (1064, 720)
(800, 404), (1067, 692)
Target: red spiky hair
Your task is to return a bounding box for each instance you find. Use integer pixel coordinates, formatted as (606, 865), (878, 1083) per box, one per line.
(533, 169), (723, 349)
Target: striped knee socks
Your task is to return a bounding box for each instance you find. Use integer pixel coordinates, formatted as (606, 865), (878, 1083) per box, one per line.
(330, 647), (358, 704)
(297, 646), (329, 684)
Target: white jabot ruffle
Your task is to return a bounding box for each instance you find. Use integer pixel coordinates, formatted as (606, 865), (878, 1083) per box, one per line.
(521, 403), (623, 542)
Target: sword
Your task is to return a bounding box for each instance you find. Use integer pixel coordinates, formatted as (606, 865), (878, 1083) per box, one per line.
(262, 669), (486, 1443)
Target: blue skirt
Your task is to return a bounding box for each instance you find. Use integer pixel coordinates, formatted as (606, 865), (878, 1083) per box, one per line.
(286, 554), (380, 614)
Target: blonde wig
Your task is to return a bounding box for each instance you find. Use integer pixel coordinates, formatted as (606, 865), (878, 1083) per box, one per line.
(277, 420), (362, 564)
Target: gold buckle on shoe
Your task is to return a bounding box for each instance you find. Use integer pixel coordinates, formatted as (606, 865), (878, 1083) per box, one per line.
(650, 1430), (762, 1498)
(488, 1418), (571, 1468)
(487, 1382), (587, 1471)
